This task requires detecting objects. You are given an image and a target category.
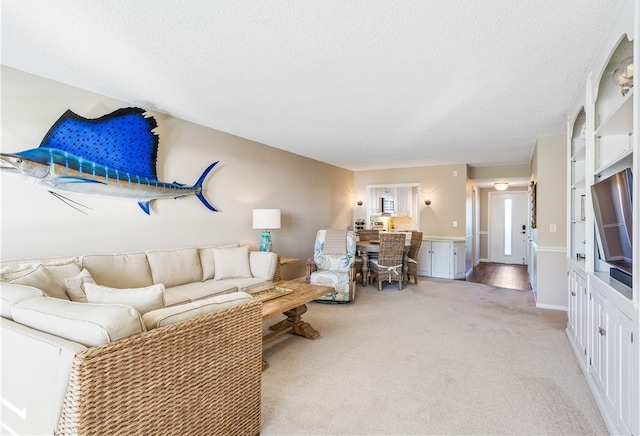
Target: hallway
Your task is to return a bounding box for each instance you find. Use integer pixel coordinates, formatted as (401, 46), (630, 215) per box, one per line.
(466, 262), (531, 292)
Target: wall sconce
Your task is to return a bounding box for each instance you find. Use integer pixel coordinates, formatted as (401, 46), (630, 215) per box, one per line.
(494, 182), (509, 191)
(356, 200), (363, 206)
(424, 199), (431, 206)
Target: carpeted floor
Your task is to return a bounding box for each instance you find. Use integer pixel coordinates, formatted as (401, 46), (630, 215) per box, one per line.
(260, 277), (608, 435)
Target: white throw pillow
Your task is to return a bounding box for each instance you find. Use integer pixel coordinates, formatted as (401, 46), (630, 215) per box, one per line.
(11, 297), (145, 347)
(199, 242), (240, 281)
(84, 283), (165, 315)
(1, 283), (46, 320)
(213, 246), (252, 280)
(142, 291), (253, 329)
(64, 268), (96, 302)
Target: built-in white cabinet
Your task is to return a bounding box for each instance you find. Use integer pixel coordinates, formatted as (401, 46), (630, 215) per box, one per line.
(564, 1), (638, 434)
(567, 261), (588, 367)
(417, 239), (466, 279)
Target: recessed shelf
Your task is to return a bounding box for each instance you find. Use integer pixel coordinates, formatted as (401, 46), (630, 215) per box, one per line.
(595, 89), (633, 137)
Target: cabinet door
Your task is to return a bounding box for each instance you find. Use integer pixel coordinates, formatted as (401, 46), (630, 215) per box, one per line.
(616, 313), (633, 435)
(590, 292), (618, 419)
(430, 241), (451, 278)
(568, 270), (579, 338)
(453, 242), (466, 278)
(416, 240), (431, 276)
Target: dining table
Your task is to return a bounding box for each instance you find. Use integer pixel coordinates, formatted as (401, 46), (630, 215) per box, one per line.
(356, 239), (411, 288)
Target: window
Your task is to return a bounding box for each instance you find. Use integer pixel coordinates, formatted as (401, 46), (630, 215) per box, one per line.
(504, 198), (512, 256)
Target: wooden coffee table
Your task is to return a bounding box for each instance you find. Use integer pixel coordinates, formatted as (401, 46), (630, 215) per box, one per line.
(250, 280), (333, 370)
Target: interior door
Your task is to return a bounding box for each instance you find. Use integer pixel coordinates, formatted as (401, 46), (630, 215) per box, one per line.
(489, 191), (528, 264)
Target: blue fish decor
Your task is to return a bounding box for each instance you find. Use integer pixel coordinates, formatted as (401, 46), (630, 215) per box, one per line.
(0, 107), (218, 214)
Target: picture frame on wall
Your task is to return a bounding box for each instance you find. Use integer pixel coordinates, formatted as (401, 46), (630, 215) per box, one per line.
(530, 181), (537, 229)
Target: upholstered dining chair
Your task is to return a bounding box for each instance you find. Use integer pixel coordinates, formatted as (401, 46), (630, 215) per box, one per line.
(354, 229), (380, 284)
(406, 231), (423, 284)
(368, 233), (406, 291)
(306, 229), (357, 302)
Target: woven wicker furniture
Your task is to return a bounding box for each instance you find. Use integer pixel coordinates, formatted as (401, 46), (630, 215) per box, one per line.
(354, 230), (379, 283)
(55, 300), (263, 435)
(0, 243), (279, 435)
(406, 231), (423, 284)
(368, 233), (407, 291)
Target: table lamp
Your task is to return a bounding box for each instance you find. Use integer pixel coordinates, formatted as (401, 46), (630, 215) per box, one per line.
(252, 209), (281, 252)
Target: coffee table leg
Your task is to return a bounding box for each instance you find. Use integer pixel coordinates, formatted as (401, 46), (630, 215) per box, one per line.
(267, 304), (320, 339)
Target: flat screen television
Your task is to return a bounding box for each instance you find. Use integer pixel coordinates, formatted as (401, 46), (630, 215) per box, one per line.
(591, 167), (633, 283)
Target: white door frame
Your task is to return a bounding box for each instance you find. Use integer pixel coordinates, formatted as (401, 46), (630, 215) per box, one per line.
(488, 191), (529, 265)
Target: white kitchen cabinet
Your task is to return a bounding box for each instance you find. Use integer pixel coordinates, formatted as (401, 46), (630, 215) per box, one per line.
(417, 239), (466, 279)
(589, 290), (617, 419)
(567, 262), (588, 368)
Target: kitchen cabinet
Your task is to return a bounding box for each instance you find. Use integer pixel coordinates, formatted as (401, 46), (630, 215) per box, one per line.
(567, 261), (588, 368)
(416, 239), (466, 280)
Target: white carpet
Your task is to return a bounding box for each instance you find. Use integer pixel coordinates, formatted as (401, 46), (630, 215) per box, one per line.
(260, 278), (608, 435)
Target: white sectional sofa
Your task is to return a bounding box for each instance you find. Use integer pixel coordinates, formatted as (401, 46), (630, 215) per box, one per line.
(0, 243), (278, 435)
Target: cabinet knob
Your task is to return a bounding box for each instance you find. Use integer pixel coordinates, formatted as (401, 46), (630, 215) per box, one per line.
(599, 327), (607, 336)
(571, 291), (576, 296)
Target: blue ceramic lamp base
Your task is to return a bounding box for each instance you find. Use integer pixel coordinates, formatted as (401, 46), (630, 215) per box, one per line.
(259, 230), (272, 252)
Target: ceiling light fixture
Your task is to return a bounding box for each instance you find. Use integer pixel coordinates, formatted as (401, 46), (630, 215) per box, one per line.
(494, 182), (509, 191)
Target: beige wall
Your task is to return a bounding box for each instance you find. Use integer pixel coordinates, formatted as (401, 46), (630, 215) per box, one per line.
(529, 134), (568, 309)
(1, 67), (354, 280)
(353, 164), (469, 238)
(531, 135), (567, 247)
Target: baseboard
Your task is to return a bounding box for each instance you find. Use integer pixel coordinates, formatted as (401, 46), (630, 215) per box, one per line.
(535, 302), (567, 311)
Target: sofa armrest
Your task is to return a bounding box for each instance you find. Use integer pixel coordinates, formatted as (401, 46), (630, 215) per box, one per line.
(56, 299), (263, 436)
(249, 251), (278, 281)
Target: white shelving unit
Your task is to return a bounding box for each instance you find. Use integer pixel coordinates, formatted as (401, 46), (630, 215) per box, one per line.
(565, 1), (638, 434)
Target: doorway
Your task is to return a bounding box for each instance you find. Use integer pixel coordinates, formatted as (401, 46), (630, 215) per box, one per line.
(489, 191), (529, 265)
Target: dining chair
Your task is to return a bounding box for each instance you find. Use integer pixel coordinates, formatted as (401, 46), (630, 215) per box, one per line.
(354, 229), (380, 284)
(406, 231), (423, 284)
(368, 233), (406, 291)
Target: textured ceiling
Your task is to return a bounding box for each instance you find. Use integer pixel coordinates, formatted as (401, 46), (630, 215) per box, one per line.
(1, 1), (622, 171)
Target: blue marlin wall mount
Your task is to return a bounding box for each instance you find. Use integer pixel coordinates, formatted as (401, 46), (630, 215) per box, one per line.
(0, 107), (218, 215)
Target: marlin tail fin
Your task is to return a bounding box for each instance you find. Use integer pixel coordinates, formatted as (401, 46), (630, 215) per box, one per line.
(195, 162), (218, 212)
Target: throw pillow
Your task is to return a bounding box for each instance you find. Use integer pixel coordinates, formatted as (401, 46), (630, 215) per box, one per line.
(63, 268), (96, 302)
(199, 242), (240, 281)
(9, 264), (71, 300)
(11, 297), (145, 347)
(213, 246), (252, 280)
(84, 283), (165, 315)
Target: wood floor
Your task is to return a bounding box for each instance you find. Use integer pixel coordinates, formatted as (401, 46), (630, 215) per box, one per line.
(466, 262), (531, 292)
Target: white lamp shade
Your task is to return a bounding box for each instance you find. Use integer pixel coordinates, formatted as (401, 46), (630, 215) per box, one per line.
(252, 209), (281, 230)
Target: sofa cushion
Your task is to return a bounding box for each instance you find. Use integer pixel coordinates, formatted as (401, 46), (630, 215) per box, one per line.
(213, 246), (252, 280)
(224, 277), (278, 292)
(163, 281), (238, 306)
(199, 242), (240, 281)
(8, 264), (73, 301)
(81, 252), (154, 288)
(1, 283), (46, 320)
(11, 297), (145, 347)
(146, 248), (202, 288)
(84, 283), (165, 315)
(142, 291), (253, 330)
(63, 268), (96, 302)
